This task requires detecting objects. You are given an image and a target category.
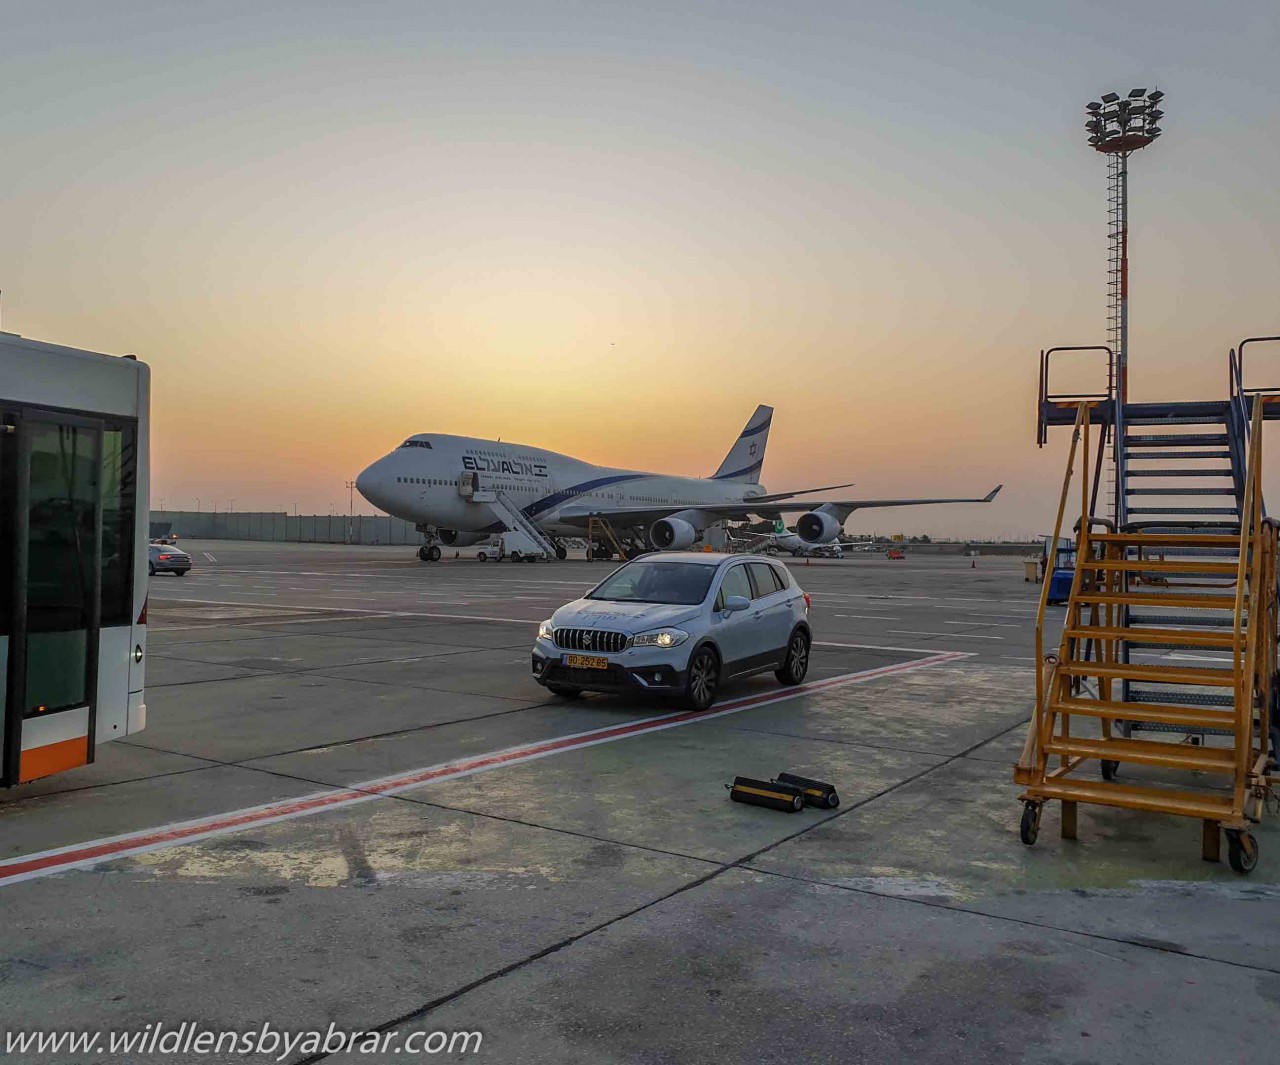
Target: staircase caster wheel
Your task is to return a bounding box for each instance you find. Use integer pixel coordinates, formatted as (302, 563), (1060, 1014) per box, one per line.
(1226, 830), (1259, 875)
(555, 545), (567, 560)
(1019, 801), (1043, 846)
(510, 551), (522, 563)
(428, 545), (441, 562)
(1101, 759), (1119, 781)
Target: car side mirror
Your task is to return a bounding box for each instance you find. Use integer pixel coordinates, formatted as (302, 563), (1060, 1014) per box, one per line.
(723, 595), (751, 613)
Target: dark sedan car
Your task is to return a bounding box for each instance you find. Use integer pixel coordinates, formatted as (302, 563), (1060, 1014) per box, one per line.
(148, 542), (191, 576)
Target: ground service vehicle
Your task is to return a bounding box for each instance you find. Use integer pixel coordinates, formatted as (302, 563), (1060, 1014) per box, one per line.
(1, 332), (149, 786)
(532, 552), (811, 710)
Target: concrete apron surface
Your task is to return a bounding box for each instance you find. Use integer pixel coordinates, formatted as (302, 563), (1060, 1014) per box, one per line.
(0, 561), (1277, 1064)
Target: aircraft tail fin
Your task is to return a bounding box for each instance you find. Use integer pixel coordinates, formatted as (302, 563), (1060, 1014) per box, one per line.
(712, 404), (772, 482)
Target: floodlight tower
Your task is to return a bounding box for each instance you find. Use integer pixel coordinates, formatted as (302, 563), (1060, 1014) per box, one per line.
(1085, 88), (1164, 406)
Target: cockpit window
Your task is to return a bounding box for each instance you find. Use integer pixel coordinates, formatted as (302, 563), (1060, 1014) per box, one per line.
(398, 439), (433, 449)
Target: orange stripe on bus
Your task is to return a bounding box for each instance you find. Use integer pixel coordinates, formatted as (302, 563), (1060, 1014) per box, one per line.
(19, 736), (90, 784)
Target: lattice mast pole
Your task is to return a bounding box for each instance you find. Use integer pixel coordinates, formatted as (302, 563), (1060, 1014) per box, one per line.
(1086, 89), (1164, 523)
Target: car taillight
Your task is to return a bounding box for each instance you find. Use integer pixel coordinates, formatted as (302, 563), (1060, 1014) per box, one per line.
(803, 593), (811, 612)
(159, 554), (173, 560)
(138, 597), (148, 625)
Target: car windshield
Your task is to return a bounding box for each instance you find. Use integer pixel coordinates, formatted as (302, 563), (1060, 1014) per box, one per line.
(587, 561), (715, 605)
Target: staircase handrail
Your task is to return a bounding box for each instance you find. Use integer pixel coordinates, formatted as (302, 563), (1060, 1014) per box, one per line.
(1038, 346), (1114, 448)
(1035, 402), (1091, 714)
(1233, 399), (1265, 805)
(1233, 336), (1280, 396)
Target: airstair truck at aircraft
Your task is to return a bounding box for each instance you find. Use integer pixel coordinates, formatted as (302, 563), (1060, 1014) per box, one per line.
(1, 332), (150, 786)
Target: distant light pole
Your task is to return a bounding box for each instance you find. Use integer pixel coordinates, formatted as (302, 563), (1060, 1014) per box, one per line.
(1085, 87), (1164, 408)
(344, 479), (357, 544)
(196, 497), (201, 512)
(228, 499), (235, 513)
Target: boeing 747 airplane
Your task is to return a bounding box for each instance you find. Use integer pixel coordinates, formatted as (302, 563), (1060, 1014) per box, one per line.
(355, 405), (1001, 561)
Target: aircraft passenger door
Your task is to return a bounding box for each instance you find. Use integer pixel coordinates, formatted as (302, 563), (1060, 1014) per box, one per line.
(1, 409), (104, 787)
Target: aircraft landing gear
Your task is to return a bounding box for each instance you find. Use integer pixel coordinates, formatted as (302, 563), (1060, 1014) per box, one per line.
(417, 544), (442, 562)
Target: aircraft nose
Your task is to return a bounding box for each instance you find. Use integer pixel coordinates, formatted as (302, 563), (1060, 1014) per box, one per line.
(355, 460), (387, 510)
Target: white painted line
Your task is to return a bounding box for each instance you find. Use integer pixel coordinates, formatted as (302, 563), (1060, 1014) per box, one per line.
(888, 630), (1005, 641)
(834, 614), (901, 620)
(150, 597), (541, 625)
(0, 653), (967, 887)
(203, 552), (217, 562)
(943, 621), (1021, 628)
(815, 639), (973, 656)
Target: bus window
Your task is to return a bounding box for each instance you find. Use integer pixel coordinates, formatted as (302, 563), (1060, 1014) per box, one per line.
(26, 421), (98, 718)
(100, 424), (137, 627)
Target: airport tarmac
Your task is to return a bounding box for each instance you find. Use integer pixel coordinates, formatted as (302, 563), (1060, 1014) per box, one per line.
(3, 543), (1278, 1063)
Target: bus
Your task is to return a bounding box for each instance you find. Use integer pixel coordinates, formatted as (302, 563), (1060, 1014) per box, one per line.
(1, 331), (149, 786)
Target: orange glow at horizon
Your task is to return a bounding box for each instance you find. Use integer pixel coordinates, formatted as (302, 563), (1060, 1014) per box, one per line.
(3, 3), (1278, 539)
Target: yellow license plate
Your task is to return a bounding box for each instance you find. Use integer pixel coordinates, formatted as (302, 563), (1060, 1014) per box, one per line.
(563, 654), (609, 670)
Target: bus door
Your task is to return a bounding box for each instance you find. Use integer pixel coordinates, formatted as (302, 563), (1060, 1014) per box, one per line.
(1, 409), (104, 787)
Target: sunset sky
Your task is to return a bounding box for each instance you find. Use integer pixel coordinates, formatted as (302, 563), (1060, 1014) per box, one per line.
(2, 1), (1278, 537)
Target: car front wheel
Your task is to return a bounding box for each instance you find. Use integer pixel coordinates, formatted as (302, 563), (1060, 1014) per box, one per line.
(684, 647), (719, 710)
(776, 630), (810, 686)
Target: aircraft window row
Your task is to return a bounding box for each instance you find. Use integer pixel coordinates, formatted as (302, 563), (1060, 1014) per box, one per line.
(398, 440), (433, 449)
(396, 477), (450, 485)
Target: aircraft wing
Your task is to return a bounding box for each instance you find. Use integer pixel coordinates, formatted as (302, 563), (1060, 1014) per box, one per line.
(553, 485), (1001, 528)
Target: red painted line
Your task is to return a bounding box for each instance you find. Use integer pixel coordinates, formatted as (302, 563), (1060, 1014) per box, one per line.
(0, 652), (966, 887)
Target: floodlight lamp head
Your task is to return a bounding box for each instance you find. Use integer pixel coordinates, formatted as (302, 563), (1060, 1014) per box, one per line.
(1148, 90), (1164, 102)
(1128, 87), (1146, 98)
(1101, 92), (1120, 103)
(1087, 101), (1102, 111)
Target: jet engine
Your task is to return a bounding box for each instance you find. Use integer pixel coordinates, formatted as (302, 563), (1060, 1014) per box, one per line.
(438, 529), (489, 547)
(649, 517), (699, 551)
(796, 510), (842, 544)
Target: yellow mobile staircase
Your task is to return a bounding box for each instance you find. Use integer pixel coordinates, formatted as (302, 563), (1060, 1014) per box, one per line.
(1015, 399), (1277, 873)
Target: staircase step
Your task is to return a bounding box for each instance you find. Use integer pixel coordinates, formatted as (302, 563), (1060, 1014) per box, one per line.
(1125, 416), (1227, 426)
(1064, 626), (1238, 648)
(1125, 434), (1229, 447)
(1043, 736), (1237, 773)
(1125, 468), (1233, 477)
(1128, 613), (1236, 627)
(1125, 487), (1237, 496)
(1124, 451), (1232, 460)
(1074, 591), (1239, 609)
(1128, 507), (1240, 515)
(1050, 698), (1237, 730)
(1026, 778), (1235, 820)
(1088, 559), (1238, 576)
(1091, 533), (1241, 547)
(1058, 661), (1235, 686)
(1129, 688), (1236, 707)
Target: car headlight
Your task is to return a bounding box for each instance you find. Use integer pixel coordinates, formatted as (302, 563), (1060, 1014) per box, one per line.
(631, 628), (689, 648)
(538, 620), (555, 641)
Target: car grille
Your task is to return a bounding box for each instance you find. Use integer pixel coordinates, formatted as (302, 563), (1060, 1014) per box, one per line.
(554, 628), (629, 653)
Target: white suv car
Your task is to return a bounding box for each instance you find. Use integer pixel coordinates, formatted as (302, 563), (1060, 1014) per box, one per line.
(532, 552), (812, 709)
